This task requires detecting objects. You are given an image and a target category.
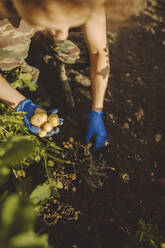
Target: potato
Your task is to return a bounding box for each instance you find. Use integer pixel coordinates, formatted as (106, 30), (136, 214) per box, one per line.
(38, 130), (47, 137)
(34, 108), (47, 114)
(48, 113), (60, 127)
(42, 122), (53, 132)
(30, 113), (48, 127)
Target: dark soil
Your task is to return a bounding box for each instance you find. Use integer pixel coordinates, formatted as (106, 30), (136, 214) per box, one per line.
(27, 0), (165, 247)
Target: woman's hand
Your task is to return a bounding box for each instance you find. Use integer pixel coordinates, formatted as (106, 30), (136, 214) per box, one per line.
(85, 110), (107, 152)
(16, 99), (63, 136)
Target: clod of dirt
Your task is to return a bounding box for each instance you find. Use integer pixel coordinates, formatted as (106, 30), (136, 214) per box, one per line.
(40, 197), (80, 225)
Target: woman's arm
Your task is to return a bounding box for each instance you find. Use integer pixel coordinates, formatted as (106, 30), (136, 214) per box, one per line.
(83, 6), (109, 151)
(0, 74), (26, 109)
(82, 6), (110, 111)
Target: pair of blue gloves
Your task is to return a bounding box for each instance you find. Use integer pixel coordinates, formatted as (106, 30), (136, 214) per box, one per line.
(16, 99), (107, 151)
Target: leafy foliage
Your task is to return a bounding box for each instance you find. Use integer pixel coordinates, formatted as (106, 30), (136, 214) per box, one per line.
(0, 101), (65, 247)
(2, 67), (37, 92)
(0, 194), (51, 248)
(30, 183), (52, 205)
(135, 219), (165, 248)
(0, 136), (34, 167)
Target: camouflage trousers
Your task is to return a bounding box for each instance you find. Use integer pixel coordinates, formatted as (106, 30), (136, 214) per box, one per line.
(34, 28), (91, 107)
(52, 29), (90, 66)
(1, 29), (91, 107)
(45, 29), (91, 107)
(34, 28), (90, 66)
(1, 28), (90, 90)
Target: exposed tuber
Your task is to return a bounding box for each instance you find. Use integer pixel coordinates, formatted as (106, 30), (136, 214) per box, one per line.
(48, 113), (60, 127)
(30, 112), (48, 127)
(38, 130), (47, 137)
(42, 122), (53, 132)
(30, 110), (60, 137)
(34, 108), (47, 114)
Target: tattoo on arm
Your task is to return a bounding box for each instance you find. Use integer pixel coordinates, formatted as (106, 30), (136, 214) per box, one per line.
(96, 65), (110, 79)
(96, 46), (110, 79)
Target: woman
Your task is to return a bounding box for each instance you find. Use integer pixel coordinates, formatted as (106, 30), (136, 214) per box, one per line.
(0, 0), (144, 150)
(0, 0), (109, 151)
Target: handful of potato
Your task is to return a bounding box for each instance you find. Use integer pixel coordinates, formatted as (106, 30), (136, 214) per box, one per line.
(30, 108), (60, 137)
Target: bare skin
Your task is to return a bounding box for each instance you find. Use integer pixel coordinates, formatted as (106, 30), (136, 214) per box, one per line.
(82, 7), (110, 111)
(0, 0), (109, 113)
(0, 75), (26, 109)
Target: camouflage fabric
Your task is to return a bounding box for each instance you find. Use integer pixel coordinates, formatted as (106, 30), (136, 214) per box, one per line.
(69, 28), (90, 66)
(51, 39), (80, 64)
(43, 28), (90, 66)
(0, 18), (34, 70)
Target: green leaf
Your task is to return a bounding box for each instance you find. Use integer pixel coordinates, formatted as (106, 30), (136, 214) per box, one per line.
(1, 194), (20, 227)
(2, 136), (34, 167)
(19, 73), (37, 91)
(11, 79), (24, 89)
(161, 244), (165, 248)
(0, 190), (9, 204)
(19, 73), (33, 82)
(29, 183), (51, 205)
(1, 194), (36, 236)
(0, 166), (10, 176)
(150, 239), (157, 248)
(52, 180), (63, 189)
(51, 187), (60, 198)
(139, 231), (144, 242)
(9, 231), (50, 248)
(23, 80), (37, 92)
(16, 177), (33, 195)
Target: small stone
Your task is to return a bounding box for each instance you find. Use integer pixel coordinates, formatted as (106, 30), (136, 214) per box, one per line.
(127, 99), (133, 104)
(125, 73), (130, 78)
(109, 113), (114, 119)
(155, 134), (162, 143)
(153, 65), (159, 69)
(154, 162), (158, 169)
(72, 187), (77, 192)
(123, 122), (129, 129)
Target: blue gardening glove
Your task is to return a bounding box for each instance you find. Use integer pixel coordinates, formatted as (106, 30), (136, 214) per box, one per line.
(85, 110), (107, 152)
(16, 99), (63, 136)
